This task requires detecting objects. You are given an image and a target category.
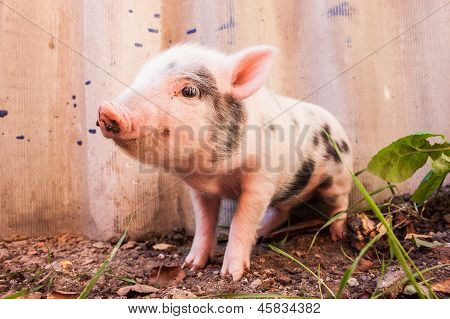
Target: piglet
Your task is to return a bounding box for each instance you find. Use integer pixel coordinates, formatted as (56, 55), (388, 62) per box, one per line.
(98, 43), (353, 281)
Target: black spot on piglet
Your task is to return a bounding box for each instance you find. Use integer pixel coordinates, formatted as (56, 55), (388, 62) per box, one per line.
(319, 176), (333, 189)
(270, 158), (315, 205)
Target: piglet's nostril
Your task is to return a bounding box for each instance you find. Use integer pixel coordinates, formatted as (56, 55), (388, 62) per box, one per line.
(104, 120), (121, 133)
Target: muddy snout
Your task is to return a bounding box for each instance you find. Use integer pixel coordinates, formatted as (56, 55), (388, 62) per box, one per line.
(97, 102), (132, 139)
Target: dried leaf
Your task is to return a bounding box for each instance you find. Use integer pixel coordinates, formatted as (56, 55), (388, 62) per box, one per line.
(152, 243), (176, 251)
(47, 291), (78, 299)
(405, 233), (432, 240)
(432, 279), (450, 294)
(117, 284), (159, 296)
(148, 265), (186, 287)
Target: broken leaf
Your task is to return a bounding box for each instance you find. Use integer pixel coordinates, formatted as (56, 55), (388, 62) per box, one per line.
(117, 284), (159, 296)
(148, 265), (186, 287)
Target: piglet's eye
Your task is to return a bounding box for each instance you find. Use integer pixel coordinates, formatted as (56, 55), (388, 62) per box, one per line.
(181, 86), (199, 98)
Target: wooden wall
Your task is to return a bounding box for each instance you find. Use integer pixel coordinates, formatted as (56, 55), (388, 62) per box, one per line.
(1, 0), (449, 239)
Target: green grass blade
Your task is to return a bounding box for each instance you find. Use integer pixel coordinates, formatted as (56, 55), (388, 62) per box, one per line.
(336, 233), (382, 298)
(78, 214), (135, 299)
(2, 285), (44, 299)
(268, 244), (336, 298)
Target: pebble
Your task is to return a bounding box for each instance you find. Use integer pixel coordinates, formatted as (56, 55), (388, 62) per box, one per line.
(197, 272), (203, 278)
(0, 248), (10, 262)
(92, 242), (109, 249)
(250, 278), (262, 289)
(348, 277), (359, 287)
(213, 270), (219, 275)
(277, 275), (292, 285)
(169, 288), (197, 299)
(157, 253), (165, 260)
(122, 241), (136, 250)
(173, 253), (180, 259)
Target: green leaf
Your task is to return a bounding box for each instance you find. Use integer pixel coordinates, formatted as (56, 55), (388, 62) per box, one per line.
(367, 133), (446, 183)
(411, 236), (443, 249)
(411, 170), (446, 203)
(431, 154), (450, 175)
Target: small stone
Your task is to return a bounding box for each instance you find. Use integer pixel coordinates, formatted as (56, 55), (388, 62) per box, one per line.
(122, 241), (136, 250)
(157, 253), (165, 260)
(242, 278), (248, 283)
(0, 248), (10, 262)
(93, 242), (108, 249)
(197, 272), (203, 278)
(277, 275), (292, 285)
(348, 277), (359, 287)
(213, 270), (219, 275)
(169, 288), (196, 299)
(250, 278), (262, 289)
(173, 253), (180, 259)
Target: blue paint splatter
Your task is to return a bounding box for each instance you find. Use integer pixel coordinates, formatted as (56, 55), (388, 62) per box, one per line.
(186, 28), (197, 35)
(77, 140), (83, 145)
(154, 13), (160, 18)
(134, 42), (143, 47)
(327, 1), (353, 17)
(85, 80), (91, 85)
(0, 110), (8, 118)
(346, 35), (352, 48)
(16, 135), (25, 140)
(88, 129), (96, 134)
(72, 95), (76, 100)
(148, 28), (158, 33)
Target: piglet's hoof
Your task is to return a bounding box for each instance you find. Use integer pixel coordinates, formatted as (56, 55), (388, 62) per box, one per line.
(329, 218), (348, 241)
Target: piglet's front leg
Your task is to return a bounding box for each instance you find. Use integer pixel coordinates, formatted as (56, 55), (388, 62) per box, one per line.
(221, 176), (274, 281)
(183, 189), (220, 270)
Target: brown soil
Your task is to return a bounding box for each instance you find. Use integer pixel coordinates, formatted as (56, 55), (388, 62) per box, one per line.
(1, 187), (449, 299)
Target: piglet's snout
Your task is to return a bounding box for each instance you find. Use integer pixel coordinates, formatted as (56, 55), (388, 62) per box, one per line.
(97, 102), (133, 139)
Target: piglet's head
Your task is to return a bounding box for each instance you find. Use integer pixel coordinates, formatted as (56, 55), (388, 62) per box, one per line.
(98, 43), (276, 169)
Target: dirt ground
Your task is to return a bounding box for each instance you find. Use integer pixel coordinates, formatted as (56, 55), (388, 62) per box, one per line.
(1, 187), (449, 299)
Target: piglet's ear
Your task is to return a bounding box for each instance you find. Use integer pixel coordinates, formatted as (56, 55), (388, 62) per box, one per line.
(228, 45), (277, 100)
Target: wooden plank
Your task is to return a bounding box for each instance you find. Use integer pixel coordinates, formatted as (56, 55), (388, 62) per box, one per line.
(0, 0), (88, 237)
